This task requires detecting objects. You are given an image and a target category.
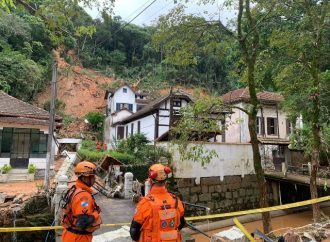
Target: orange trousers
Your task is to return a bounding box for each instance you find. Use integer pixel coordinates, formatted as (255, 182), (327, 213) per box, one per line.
(62, 229), (93, 242)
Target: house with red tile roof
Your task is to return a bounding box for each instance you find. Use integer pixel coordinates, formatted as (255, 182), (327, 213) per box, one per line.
(220, 87), (302, 170)
(0, 91), (61, 181)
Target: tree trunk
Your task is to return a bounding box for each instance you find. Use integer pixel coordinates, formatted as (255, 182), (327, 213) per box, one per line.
(247, 66), (272, 233)
(237, 0), (272, 233)
(248, 113), (272, 233)
(309, 67), (321, 222)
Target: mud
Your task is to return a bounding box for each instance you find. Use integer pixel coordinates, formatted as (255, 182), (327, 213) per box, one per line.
(193, 207), (330, 242)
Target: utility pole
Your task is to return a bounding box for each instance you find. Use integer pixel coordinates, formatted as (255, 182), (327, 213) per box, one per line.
(44, 61), (57, 192)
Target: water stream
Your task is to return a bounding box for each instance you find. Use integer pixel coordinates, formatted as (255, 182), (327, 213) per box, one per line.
(193, 207), (330, 242)
(12, 208), (17, 242)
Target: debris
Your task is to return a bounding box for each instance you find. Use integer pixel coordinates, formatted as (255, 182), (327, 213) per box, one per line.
(92, 226), (131, 242)
(211, 226), (248, 242)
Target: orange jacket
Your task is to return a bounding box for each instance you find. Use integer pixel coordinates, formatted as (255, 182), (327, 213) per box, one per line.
(62, 180), (101, 242)
(131, 186), (185, 242)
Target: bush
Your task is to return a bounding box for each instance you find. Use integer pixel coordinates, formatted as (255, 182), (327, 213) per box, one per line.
(1, 164), (12, 174)
(77, 148), (135, 164)
(28, 164), (37, 174)
(81, 139), (97, 150)
(116, 133), (171, 164)
(77, 148), (106, 162)
(43, 99), (66, 113)
(109, 151), (135, 164)
(85, 112), (104, 131)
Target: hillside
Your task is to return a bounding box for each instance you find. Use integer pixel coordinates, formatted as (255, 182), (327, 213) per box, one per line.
(34, 52), (207, 138)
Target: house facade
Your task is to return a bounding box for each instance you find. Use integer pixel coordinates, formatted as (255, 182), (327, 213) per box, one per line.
(220, 88), (301, 170)
(0, 91), (60, 180)
(104, 87), (192, 146)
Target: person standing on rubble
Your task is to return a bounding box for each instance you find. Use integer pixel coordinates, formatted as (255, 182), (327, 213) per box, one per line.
(61, 161), (102, 242)
(130, 163), (186, 242)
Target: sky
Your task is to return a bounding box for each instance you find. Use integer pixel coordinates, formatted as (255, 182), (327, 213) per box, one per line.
(84, 0), (236, 26)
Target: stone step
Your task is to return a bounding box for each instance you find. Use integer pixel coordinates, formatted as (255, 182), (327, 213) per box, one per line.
(9, 169), (28, 174)
(7, 174), (29, 181)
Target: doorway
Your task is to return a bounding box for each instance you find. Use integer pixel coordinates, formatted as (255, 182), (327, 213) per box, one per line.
(10, 129), (30, 168)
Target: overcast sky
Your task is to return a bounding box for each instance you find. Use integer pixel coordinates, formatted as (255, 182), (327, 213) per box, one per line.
(84, 0), (236, 26)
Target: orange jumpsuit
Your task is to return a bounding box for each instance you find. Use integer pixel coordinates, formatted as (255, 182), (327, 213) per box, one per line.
(62, 180), (101, 242)
(131, 186), (185, 242)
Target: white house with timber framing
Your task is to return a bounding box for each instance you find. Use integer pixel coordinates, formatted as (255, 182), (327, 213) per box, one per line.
(103, 87), (192, 146)
(219, 88), (303, 170)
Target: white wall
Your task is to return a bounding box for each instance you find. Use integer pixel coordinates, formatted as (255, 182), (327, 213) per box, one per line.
(29, 158), (47, 169)
(137, 115), (155, 142)
(158, 142), (254, 183)
(110, 85), (136, 113)
(224, 102), (291, 143)
(0, 158), (10, 167)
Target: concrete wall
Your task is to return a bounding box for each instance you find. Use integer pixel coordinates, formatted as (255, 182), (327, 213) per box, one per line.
(159, 142), (254, 183)
(176, 175), (266, 214)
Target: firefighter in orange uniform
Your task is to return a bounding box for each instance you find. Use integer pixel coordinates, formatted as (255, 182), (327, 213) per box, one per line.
(130, 164), (186, 242)
(61, 161), (102, 242)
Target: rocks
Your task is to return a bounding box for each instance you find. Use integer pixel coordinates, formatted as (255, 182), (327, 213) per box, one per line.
(177, 175), (261, 215)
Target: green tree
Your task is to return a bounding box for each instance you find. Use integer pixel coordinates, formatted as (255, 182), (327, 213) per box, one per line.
(85, 112), (104, 132)
(267, 0), (330, 222)
(116, 133), (171, 164)
(153, 0), (276, 232)
(0, 49), (44, 100)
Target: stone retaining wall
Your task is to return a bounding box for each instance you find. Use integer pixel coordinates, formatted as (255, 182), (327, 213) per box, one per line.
(176, 175), (275, 215)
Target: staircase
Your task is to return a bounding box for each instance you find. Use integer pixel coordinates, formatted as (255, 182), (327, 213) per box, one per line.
(7, 169), (30, 182)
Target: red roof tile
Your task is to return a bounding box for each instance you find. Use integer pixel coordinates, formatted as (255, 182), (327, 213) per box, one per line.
(221, 88), (283, 104)
(0, 91), (51, 119)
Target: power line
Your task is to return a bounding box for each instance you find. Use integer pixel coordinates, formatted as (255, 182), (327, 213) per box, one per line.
(113, 0), (158, 35)
(122, 0), (155, 22)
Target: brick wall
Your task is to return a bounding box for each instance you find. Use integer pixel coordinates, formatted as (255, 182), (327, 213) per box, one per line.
(176, 175), (274, 215)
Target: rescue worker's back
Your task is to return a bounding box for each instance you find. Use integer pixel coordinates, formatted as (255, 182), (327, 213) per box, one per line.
(130, 164), (186, 242)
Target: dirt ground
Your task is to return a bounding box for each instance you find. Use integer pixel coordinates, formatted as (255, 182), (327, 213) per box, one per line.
(0, 180), (44, 196)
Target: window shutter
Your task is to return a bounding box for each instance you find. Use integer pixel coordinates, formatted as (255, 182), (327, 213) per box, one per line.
(262, 117), (265, 135)
(274, 118), (278, 135)
(138, 121), (141, 133)
(116, 103), (120, 111)
(286, 119), (290, 135)
(267, 118), (271, 135)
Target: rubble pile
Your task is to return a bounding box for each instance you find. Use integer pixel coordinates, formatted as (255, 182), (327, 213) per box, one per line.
(0, 192), (54, 242)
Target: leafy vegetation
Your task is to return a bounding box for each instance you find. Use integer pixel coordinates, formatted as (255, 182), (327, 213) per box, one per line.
(85, 112), (105, 132)
(0, 164), (12, 174)
(116, 133), (172, 164)
(28, 164), (37, 174)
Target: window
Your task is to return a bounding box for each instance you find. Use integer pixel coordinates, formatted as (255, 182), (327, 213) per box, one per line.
(1, 128), (12, 157)
(131, 123), (134, 135)
(173, 99), (182, 107)
(117, 126), (124, 139)
(0, 128), (48, 158)
(30, 129), (48, 158)
(137, 105), (144, 111)
(123, 88), (127, 93)
(286, 119), (294, 135)
(267, 117), (278, 135)
(116, 103), (133, 111)
(137, 121), (141, 133)
(256, 117), (265, 135)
